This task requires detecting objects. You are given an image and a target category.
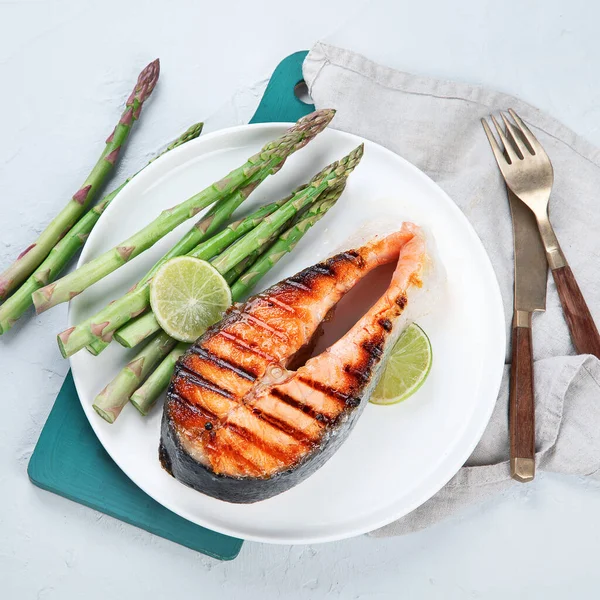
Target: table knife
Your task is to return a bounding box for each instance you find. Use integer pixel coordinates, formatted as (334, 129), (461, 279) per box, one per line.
(508, 189), (547, 482)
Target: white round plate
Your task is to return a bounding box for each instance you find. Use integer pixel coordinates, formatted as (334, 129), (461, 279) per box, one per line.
(70, 123), (505, 544)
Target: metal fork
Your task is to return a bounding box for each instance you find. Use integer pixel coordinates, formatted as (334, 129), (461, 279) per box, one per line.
(482, 109), (600, 358)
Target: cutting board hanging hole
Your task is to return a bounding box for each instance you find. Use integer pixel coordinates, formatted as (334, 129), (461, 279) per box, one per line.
(294, 80), (312, 104)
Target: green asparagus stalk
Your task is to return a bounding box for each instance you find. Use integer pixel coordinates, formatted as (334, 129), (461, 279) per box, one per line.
(222, 247), (265, 285)
(93, 332), (175, 423)
(0, 60), (160, 301)
(113, 311), (161, 348)
(211, 144), (364, 275)
(230, 187), (344, 299)
(129, 186), (346, 416)
(86, 340), (109, 356)
(33, 110), (335, 314)
(58, 198), (287, 357)
(130, 342), (187, 415)
(0, 122), (203, 335)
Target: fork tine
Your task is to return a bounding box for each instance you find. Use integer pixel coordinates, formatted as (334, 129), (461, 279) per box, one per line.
(508, 109), (541, 155)
(500, 112), (528, 158)
(491, 115), (518, 164)
(481, 118), (509, 170)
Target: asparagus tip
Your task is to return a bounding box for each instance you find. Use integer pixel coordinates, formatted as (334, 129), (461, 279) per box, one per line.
(131, 59), (160, 105)
(296, 108), (335, 134)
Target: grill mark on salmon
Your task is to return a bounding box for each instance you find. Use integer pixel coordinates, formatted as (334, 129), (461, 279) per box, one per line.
(244, 314), (289, 339)
(210, 439), (263, 477)
(343, 364), (371, 383)
(162, 223), (431, 503)
(312, 265), (335, 277)
(270, 388), (334, 424)
(177, 365), (234, 399)
(265, 296), (297, 314)
(285, 279), (313, 293)
(189, 346), (258, 381)
(168, 390), (219, 424)
(273, 379), (345, 419)
(249, 406), (320, 444)
(296, 375), (359, 405)
(203, 427), (278, 476)
(224, 421), (308, 464)
(218, 331), (277, 362)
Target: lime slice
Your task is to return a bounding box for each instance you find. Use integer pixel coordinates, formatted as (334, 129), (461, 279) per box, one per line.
(370, 323), (432, 405)
(149, 256), (232, 343)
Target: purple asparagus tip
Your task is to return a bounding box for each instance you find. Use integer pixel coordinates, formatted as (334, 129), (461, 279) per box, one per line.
(128, 58), (160, 107)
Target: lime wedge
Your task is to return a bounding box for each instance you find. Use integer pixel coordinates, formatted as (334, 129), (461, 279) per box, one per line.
(149, 256), (232, 343)
(370, 323), (432, 405)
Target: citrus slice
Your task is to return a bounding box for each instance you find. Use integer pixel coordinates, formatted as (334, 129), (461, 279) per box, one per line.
(149, 256), (231, 343)
(370, 323), (432, 405)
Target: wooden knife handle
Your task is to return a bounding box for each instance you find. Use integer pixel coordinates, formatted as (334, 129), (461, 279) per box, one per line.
(552, 266), (600, 358)
(509, 313), (535, 483)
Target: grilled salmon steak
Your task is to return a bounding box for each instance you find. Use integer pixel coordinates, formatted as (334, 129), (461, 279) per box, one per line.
(160, 222), (432, 503)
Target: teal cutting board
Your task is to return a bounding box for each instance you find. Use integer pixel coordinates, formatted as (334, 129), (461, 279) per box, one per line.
(28, 50), (313, 561)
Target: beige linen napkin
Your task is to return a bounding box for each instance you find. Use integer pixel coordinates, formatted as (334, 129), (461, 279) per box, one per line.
(303, 42), (600, 536)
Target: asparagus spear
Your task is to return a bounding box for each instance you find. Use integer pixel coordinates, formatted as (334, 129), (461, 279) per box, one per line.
(58, 198), (287, 357)
(33, 110), (335, 313)
(130, 342), (187, 415)
(0, 122), (203, 334)
(113, 311), (161, 348)
(129, 187), (345, 416)
(93, 332), (175, 423)
(0, 60), (160, 301)
(86, 339), (109, 356)
(211, 144), (364, 275)
(230, 186), (345, 299)
(222, 247), (265, 285)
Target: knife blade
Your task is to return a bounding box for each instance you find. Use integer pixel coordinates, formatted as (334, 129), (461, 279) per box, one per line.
(508, 188), (547, 483)
(509, 191), (547, 314)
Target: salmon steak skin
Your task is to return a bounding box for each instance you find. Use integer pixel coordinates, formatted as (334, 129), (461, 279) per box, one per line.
(160, 222), (433, 503)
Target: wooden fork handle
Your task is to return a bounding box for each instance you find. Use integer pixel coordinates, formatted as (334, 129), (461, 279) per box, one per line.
(552, 266), (600, 358)
(510, 312), (535, 483)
